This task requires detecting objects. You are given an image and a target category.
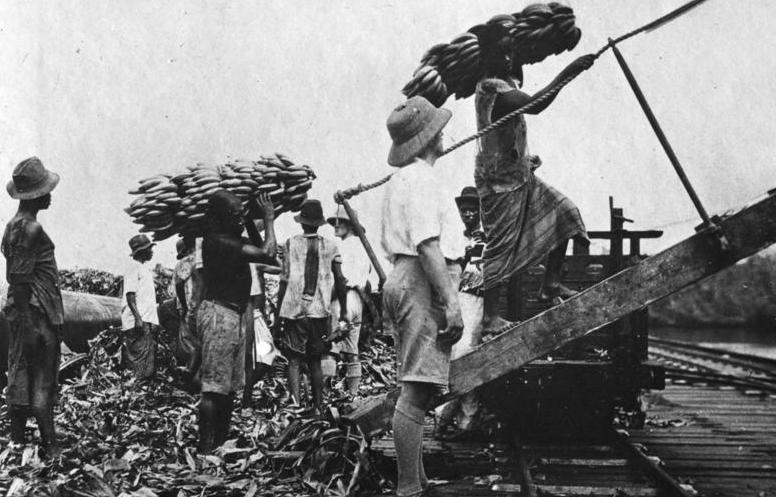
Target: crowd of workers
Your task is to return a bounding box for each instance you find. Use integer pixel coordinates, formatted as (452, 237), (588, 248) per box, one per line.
(1, 21), (596, 497)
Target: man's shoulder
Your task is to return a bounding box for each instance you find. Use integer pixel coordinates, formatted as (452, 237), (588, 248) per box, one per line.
(5, 216), (43, 240)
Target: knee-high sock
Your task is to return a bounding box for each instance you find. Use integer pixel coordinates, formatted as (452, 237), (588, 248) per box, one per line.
(393, 397), (426, 497)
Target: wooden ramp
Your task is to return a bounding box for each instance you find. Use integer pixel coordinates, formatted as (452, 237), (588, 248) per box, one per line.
(346, 189), (776, 435)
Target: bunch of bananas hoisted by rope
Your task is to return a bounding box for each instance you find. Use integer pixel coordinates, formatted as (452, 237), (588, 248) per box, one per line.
(401, 2), (581, 107)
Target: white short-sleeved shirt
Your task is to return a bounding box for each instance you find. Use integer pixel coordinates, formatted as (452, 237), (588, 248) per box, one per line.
(121, 259), (160, 329)
(380, 159), (464, 262)
(337, 235), (372, 289)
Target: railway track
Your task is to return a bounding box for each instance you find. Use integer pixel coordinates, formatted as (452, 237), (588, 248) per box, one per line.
(649, 337), (776, 393)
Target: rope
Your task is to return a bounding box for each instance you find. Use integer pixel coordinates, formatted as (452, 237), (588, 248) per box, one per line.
(336, 42), (618, 202)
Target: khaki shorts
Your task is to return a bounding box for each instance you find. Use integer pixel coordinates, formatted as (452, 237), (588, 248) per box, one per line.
(198, 300), (245, 395)
(280, 317), (329, 358)
(382, 257), (460, 387)
(330, 289), (363, 356)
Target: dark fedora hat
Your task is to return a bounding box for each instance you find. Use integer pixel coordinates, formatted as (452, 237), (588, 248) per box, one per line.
(294, 199), (327, 227)
(455, 186), (480, 208)
(386, 96), (451, 167)
(7, 157), (60, 200)
(129, 234), (155, 257)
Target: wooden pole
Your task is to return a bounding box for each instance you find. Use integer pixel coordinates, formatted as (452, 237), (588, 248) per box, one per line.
(610, 41), (712, 228)
(334, 193), (387, 289)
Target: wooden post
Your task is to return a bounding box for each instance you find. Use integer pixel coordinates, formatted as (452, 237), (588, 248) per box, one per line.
(610, 41), (712, 228)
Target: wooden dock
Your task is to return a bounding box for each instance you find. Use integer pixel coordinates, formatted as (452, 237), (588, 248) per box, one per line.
(630, 384), (776, 497)
(370, 382), (776, 496)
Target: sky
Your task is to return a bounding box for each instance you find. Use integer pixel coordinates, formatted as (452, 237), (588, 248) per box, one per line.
(0, 0), (774, 273)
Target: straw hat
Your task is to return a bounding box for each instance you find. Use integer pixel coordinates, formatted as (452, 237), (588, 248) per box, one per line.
(327, 204), (357, 228)
(386, 96), (451, 167)
(7, 157), (60, 200)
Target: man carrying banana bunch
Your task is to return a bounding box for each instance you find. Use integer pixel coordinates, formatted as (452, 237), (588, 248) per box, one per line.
(196, 190), (277, 453)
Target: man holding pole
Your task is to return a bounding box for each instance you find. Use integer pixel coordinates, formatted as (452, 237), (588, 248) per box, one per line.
(380, 96), (464, 497)
(324, 205), (373, 396)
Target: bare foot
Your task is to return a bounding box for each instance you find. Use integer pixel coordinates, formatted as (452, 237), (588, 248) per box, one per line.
(539, 284), (578, 304)
(481, 316), (519, 336)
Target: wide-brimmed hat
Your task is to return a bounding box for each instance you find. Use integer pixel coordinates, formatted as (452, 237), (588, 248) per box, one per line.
(7, 157), (60, 200)
(386, 96), (452, 167)
(129, 234), (155, 257)
(294, 199), (327, 227)
(326, 204), (362, 231)
(455, 186), (480, 209)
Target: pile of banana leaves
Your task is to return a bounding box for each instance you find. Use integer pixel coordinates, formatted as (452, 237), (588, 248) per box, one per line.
(0, 328), (399, 496)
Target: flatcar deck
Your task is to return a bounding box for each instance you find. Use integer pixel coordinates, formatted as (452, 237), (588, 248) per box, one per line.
(369, 382), (776, 496)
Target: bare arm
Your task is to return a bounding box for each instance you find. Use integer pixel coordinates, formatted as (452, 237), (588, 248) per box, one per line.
(417, 237), (463, 343)
(189, 267), (204, 311)
(242, 193), (277, 261)
(492, 54), (596, 119)
(175, 276), (188, 316)
(276, 280), (287, 315)
(332, 261), (348, 321)
(126, 292), (143, 328)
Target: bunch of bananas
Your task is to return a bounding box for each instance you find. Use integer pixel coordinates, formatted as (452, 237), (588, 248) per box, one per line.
(402, 2), (580, 107)
(124, 154), (316, 241)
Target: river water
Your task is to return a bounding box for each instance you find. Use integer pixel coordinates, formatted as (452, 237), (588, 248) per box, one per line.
(651, 326), (776, 360)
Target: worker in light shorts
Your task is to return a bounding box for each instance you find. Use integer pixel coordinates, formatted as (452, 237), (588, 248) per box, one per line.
(323, 205), (374, 396)
(242, 246), (282, 407)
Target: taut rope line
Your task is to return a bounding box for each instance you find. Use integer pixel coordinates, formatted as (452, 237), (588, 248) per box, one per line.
(336, 0), (710, 202)
(336, 68), (585, 202)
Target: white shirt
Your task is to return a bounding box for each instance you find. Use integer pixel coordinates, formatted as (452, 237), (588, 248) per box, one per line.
(121, 259), (160, 329)
(380, 159), (463, 262)
(337, 235), (372, 289)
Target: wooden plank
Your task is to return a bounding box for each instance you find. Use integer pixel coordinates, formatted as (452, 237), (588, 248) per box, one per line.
(539, 458), (629, 467)
(345, 192), (776, 433)
(451, 192), (776, 396)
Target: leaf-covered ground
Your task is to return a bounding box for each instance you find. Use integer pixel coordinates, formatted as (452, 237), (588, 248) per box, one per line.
(0, 329), (398, 497)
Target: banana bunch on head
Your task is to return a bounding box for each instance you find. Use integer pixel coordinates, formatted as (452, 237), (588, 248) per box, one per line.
(402, 2), (581, 107)
(124, 154), (316, 241)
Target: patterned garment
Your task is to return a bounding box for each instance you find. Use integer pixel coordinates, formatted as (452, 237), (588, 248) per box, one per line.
(198, 300), (245, 395)
(123, 322), (158, 379)
(279, 234), (341, 319)
(5, 306), (60, 408)
(2, 216), (64, 325)
(474, 77), (588, 290)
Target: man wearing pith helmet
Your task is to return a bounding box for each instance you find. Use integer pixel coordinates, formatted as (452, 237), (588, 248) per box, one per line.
(1, 156), (64, 457)
(380, 96), (464, 497)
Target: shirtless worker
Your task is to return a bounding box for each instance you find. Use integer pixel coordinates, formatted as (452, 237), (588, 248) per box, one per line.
(380, 97), (464, 497)
(196, 190), (276, 453)
(1, 157), (64, 457)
